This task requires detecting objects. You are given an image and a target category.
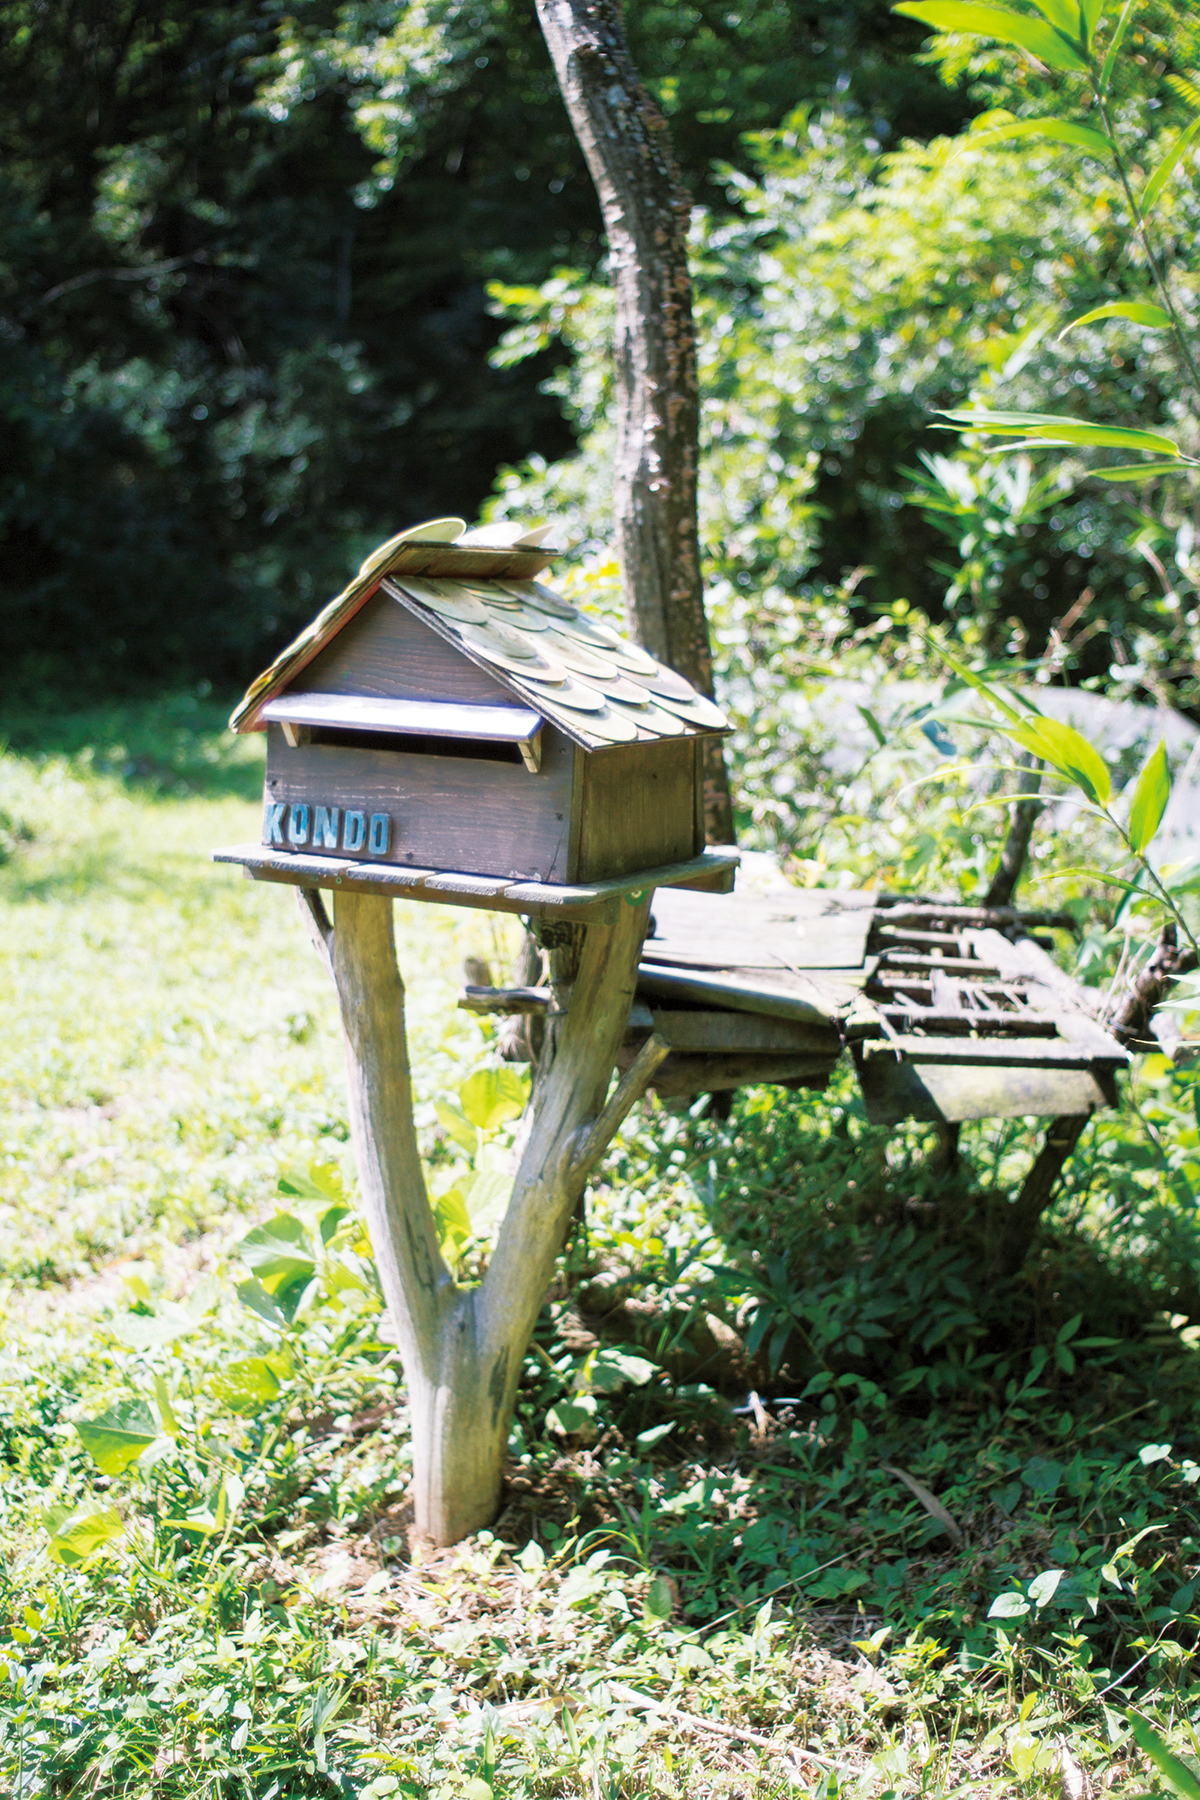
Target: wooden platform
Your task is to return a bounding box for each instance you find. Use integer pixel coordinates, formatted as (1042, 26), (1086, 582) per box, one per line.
(212, 842), (738, 924)
(622, 887), (1127, 1121)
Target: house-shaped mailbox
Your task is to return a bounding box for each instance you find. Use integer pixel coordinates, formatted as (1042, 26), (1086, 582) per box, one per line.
(225, 519), (730, 888)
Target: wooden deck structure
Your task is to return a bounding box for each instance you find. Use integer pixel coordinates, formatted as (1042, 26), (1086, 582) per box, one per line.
(472, 883), (1129, 1124)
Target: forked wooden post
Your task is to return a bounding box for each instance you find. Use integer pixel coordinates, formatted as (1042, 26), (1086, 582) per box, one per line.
(327, 886), (656, 1545)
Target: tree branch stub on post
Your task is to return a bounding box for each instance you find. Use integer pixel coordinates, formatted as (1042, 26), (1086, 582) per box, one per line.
(535, 0), (733, 843)
(325, 886), (654, 1546)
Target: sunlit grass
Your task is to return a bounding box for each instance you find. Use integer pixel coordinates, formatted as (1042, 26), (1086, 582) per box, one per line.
(0, 711), (512, 1289)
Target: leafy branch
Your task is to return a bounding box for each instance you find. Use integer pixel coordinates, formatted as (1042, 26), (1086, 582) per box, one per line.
(895, 0), (1200, 476)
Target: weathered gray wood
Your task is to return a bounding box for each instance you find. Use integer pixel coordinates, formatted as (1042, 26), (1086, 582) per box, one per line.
(644, 887), (874, 972)
(263, 692), (544, 741)
(212, 844), (738, 922)
(264, 722), (577, 883)
(328, 887), (652, 1545)
(577, 738), (699, 880)
(639, 1009), (841, 1054)
(989, 1113), (1090, 1277)
(632, 1050), (838, 1098)
(267, 719), (710, 887)
(570, 1032), (671, 1178)
(458, 985), (553, 1016)
(297, 588), (516, 706)
(856, 1053), (1109, 1124)
(861, 1035), (1125, 1069)
(637, 963), (864, 1025)
(876, 1005), (1057, 1035)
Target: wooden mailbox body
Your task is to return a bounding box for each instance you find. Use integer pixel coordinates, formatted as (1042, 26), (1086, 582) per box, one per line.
(230, 538), (726, 887)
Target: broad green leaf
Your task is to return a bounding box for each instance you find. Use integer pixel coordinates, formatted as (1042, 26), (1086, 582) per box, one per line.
(892, 1), (1090, 69)
(459, 1065), (529, 1130)
(43, 1504), (124, 1567)
(938, 409), (1181, 455)
(585, 1346), (659, 1393)
(973, 116), (1113, 156)
(644, 1574), (675, 1620)
(277, 1160), (346, 1203)
(432, 1183), (471, 1258)
(236, 1277), (288, 1327)
(1027, 716), (1112, 803)
(636, 1419), (677, 1449)
(1127, 1715), (1200, 1800)
(1128, 740), (1171, 853)
(210, 1355), (283, 1415)
(988, 1590), (1030, 1618)
(1026, 0), (1083, 36)
(75, 1400), (158, 1475)
(154, 1373), (180, 1437)
(1079, 0), (1107, 45)
(1091, 461), (1192, 481)
(1099, 0), (1136, 95)
(108, 1302), (200, 1352)
(546, 1394), (598, 1436)
(462, 1164), (511, 1234)
(434, 1097), (477, 1154)
(1059, 300), (1173, 336)
(1028, 1567), (1065, 1607)
(1144, 114), (1200, 216)
(165, 1504), (219, 1536)
(239, 1214), (317, 1289)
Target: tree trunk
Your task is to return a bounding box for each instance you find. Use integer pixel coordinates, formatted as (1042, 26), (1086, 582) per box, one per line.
(984, 756), (1043, 908)
(535, 0), (733, 844)
(328, 888), (659, 1544)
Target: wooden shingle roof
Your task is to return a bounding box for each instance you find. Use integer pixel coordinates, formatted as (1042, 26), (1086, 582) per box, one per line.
(230, 518), (729, 750)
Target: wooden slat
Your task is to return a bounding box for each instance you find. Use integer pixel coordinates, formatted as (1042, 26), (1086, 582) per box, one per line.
(876, 1005), (1057, 1035)
(875, 953), (1002, 977)
(861, 1035), (1127, 1069)
(618, 1048), (838, 1098)
(458, 986), (552, 1015)
(637, 963), (865, 1026)
(261, 692), (543, 741)
(639, 1010), (841, 1054)
(213, 844), (738, 922)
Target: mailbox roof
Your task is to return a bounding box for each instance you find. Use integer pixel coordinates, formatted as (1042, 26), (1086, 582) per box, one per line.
(231, 520), (730, 750)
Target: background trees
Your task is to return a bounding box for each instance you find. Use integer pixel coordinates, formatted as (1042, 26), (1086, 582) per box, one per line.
(1, 0), (964, 697)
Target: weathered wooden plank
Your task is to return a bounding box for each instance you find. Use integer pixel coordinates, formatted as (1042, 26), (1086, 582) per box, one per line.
(637, 963), (864, 1025)
(643, 886), (873, 971)
(459, 985), (553, 1015)
(637, 1009), (842, 1054)
(861, 1034), (1127, 1069)
(213, 844), (738, 921)
(856, 1052), (1110, 1124)
(295, 589), (517, 706)
(876, 901), (1076, 930)
(262, 692), (544, 741)
(619, 1048), (838, 1097)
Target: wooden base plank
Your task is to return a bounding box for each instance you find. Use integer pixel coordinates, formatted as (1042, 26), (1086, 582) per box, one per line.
(212, 843), (738, 922)
(617, 1047), (838, 1098)
(856, 1053), (1110, 1124)
(643, 1010), (842, 1055)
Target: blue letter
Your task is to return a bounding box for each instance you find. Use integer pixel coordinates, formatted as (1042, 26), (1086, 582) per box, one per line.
(264, 801), (286, 846)
(287, 803), (309, 847)
(343, 810), (365, 852)
(314, 805), (340, 849)
(368, 814), (390, 856)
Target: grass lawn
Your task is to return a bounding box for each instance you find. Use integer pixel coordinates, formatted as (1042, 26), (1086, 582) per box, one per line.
(2, 700), (1200, 1799)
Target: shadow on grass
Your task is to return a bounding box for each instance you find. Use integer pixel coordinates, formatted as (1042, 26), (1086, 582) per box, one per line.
(0, 690), (264, 802)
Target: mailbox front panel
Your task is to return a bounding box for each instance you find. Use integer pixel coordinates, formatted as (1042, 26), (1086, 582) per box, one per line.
(263, 723), (577, 883)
